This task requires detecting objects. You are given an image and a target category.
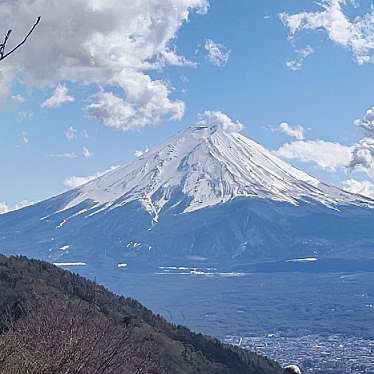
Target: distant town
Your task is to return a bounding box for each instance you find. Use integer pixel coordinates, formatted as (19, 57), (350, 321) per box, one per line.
(224, 334), (374, 373)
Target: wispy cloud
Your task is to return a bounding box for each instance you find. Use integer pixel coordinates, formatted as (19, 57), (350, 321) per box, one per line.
(0, 200), (35, 214)
(280, 0), (374, 65)
(82, 147), (93, 159)
(348, 106), (374, 176)
(134, 147), (150, 157)
(49, 152), (78, 159)
(279, 122), (305, 140)
(197, 110), (243, 133)
(0, 202), (9, 214)
(350, 137), (374, 176)
(21, 131), (29, 145)
(11, 94), (26, 104)
(275, 140), (352, 170)
(64, 166), (119, 189)
(354, 106), (374, 135)
(204, 39), (231, 67)
(286, 46), (314, 71)
(65, 126), (78, 141)
(49, 147), (93, 160)
(41, 84), (74, 109)
(342, 178), (374, 199)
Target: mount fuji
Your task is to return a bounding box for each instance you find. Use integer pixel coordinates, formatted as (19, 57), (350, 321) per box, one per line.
(1, 121), (374, 268)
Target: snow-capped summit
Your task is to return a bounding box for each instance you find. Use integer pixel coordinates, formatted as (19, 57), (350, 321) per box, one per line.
(1, 113), (374, 266)
(62, 118), (372, 221)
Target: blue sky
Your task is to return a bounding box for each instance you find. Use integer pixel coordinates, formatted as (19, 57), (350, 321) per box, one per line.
(1, 0), (374, 210)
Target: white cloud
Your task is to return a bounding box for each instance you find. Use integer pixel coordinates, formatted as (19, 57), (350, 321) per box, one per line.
(64, 175), (97, 189)
(41, 83), (74, 109)
(14, 200), (35, 210)
(348, 106), (374, 175)
(197, 110), (244, 133)
(350, 137), (374, 175)
(82, 146), (93, 159)
(0, 200), (34, 214)
(204, 39), (231, 67)
(65, 126), (78, 141)
(158, 48), (197, 68)
(64, 166), (119, 189)
(49, 152), (78, 159)
(275, 105), (374, 177)
(134, 147), (149, 157)
(280, 0), (374, 65)
(0, 0), (208, 130)
(0, 202), (9, 214)
(350, 107), (374, 175)
(49, 147), (93, 159)
(354, 106), (374, 134)
(21, 131), (29, 145)
(279, 122), (305, 140)
(11, 94), (26, 104)
(275, 140), (352, 170)
(86, 77), (185, 131)
(342, 179), (374, 199)
(286, 46), (314, 71)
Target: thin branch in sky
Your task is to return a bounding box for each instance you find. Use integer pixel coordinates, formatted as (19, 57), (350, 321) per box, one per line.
(0, 17), (41, 62)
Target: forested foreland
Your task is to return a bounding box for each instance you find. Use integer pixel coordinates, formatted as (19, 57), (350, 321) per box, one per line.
(0, 255), (281, 374)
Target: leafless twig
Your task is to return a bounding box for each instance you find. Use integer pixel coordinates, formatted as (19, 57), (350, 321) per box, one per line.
(0, 300), (159, 374)
(0, 16), (41, 62)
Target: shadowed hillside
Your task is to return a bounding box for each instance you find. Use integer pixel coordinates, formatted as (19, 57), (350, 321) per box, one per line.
(0, 255), (281, 374)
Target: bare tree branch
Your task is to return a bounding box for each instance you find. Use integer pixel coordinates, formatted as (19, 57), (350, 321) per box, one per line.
(0, 300), (159, 374)
(0, 16), (41, 62)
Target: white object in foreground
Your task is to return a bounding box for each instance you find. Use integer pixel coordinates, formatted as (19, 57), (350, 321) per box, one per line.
(283, 365), (301, 374)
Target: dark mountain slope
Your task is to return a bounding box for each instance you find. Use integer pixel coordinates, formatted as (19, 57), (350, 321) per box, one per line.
(0, 255), (281, 374)
(1, 196), (374, 267)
